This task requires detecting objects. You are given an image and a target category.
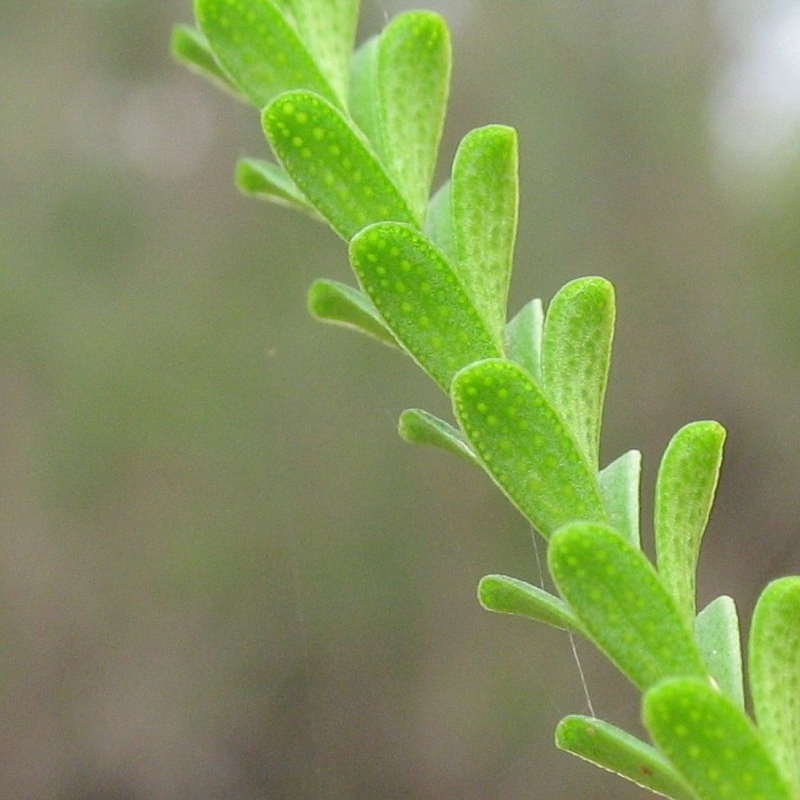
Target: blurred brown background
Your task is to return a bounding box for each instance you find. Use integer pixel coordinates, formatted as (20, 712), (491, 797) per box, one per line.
(2, 1), (800, 798)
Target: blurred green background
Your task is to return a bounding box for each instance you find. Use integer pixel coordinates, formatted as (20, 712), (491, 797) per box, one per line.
(2, 1), (800, 798)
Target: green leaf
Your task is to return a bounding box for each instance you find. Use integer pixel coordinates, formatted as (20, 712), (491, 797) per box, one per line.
(375, 11), (451, 223)
(549, 522), (707, 691)
(451, 359), (606, 537)
(307, 279), (397, 346)
(695, 595), (743, 709)
(555, 715), (698, 800)
(749, 576), (800, 796)
(644, 677), (794, 800)
(654, 420), (726, 627)
(171, 24), (246, 100)
(284, 0), (359, 103)
(348, 35), (382, 149)
(235, 158), (319, 216)
(425, 180), (454, 261)
(598, 449), (642, 549)
(541, 277), (615, 469)
(397, 409), (477, 464)
(477, 574), (582, 632)
(263, 90), (415, 240)
(451, 125), (518, 348)
(194, 0), (338, 108)
(349, 222), (500, 391)
(505, 299), (544, 384)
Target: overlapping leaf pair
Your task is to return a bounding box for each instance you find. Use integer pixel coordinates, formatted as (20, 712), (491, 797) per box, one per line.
(173, 4), (800, 799)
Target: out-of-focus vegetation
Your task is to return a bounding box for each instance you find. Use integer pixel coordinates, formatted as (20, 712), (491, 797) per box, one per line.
(1, 1), (800, 798)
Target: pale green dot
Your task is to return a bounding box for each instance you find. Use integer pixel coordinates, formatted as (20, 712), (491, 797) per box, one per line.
(394, 281), (407, 293)
(296, 111), (309, 124)
(476, 402), (488, 413)
(328, 145), (341, 157)
(400, 260), (411, 272)
(312, 127), (325, 140)
(486, 415), (497, 427)
(379, 279), (390, 289)
(291, 136), (303, 147)
(322, 172), (334, 186)
(300, 147), (311, 158)
(401, 301), (412, 312)
(374, 265), (386, 274)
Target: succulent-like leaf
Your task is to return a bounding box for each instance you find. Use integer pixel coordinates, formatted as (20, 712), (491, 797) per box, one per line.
(451, 359), (606, 537)
(397, 409), (477, 464)
(654, 420), (726, 627)
(171, 24), (245, 100)
(284, 0), (359, 104)
(348, 35), (382, 150)
(478, 574), (582, 632)
(555, 715), (698, 800)
(549, 522), (707, 691)
(307, 279), (397, 345)
(644, 677), (794, 800)
(235, 158), (319, 216)
(749, 576), (800, 796)
(451, 125), (518, 348)
(425, 180), (454, 261)
(263, 91), (415, 240)
(541, 277), (615, 469)
(194, 0), (338, 108)
(505, 299), (544, 384)
(695, 595), (743, 709)
(375, 11), (451, 223)
(598, 449), (642, 549)
(349, 223), (500, 390)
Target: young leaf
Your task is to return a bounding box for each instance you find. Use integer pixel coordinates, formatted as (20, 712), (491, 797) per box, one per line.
(643, 677), (794, 800)
(749, 576), (800, 796)
(541, 276), (615, 469)
(349, 222), (501, 391)
(425, 180), (454, 261)
(375, 11), (451, 223)
(695, 595), (743, 709)
(555, 715), (698, 800)
(348, 35), (382, 150)
(505, 298), (544, 384)
(478, 574), (582, 632)
(263, 91), (415, 240)
(548, 522), (707, 691)
(654, 420), (726, 627)
(451, 125), (518, 348)
(307, 279), (397, 346)
(397, 409), (477, 464)
(171, 24), (245, 100)
(235, 158), (319, 216)
(194, 0), (338, 108)
(451, 359), (607, 538)
(598, 449), (642, 549)
(284, 0), (359, 104)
